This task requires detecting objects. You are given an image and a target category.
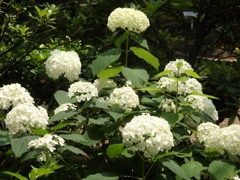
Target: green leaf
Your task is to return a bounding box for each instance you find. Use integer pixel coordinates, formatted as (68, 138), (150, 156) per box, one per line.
(115, 32), (128, 48)
(122, 67), (149, 87)
(161, 112), (183, 125)
(11, 136), (38, 157)
(31, 128), (50, 136)
(0, 130), (11, 146)
(155, 70), (172, 78)
(121, 148), (135, 158)
(92, 48), (122, 76)
(184, 70), (201, 79)
(48, 111), (77, 123)
(62, 145), (88, 156)
(182, 160), (206, 180)
(130, 47), (159, 70)
(81, 126), (104, 146)
(106, 143), (124, 159)
(54, 120), (74, 130)
(59, 134), (86, 143)
(89, 117), (110, 125)
(146, 0), (168, 13)
(130, 33), (149, 50)
(97, 66), (122, 79)
(54, 90), (77, 105)
(190, 92), (219, 99)
(177, 61), (183, 69)
(3, 171), (28, 180)
(82, 172), (118, 180)
(137, 87), (164, 93)
(208, 160), (236, 180)
(162, 160), (191, 180)
(34, 6), (46, 19)
(30, 166), (54, 179)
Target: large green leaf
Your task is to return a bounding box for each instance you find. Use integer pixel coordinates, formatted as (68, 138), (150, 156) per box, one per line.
(82, 172), (118, 180)
(130, 33), (149, 50)
(97, 66), (122, 79)
(89, 117), (110, 125)
(130, 47), (159, 70)
(162, 160), (191, 180)
(11, 136), (38, 157)
(122, 67), (149, 87)
(106, 143), (124, 159)
(182, 160), (206, 180)
(184, 70), (201, 79)
(81, 126), (104, 146)
(54, 90), (77, 105)
(60, 134), (86, 143)
(92, 48), (122, 76)
(155, 70), (172, 78)
(208, 160), (236, 180)
(161, 112), (183, 125)
(48, 110), (78, 123)
(29, 166), (54, 180)
(3, 171), (28, 180)
(0, 130), (11, 146)
(62, 145), (88, 156)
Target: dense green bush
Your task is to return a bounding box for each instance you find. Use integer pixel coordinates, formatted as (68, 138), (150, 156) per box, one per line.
(0, 0), (240, 179)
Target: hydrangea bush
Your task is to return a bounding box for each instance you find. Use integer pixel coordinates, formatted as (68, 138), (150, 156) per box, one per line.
(1, 5), (239, 180)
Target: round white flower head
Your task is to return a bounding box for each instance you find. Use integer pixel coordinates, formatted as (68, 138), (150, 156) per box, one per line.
(122, 113), (174, 158)
(184, 78), (203, 94)
(164, 59), (193, 76)
(197, 122), (222, 150)
(185, 95), (206, 112)
(220, 124), (240, 155)
(203, 98), (218, 121)
(54, 103), (77, 115)
(68, 81), (98, 102)
(108, 86), (139, 110)
(157, 77), (177, 93)
(93, 79), (116, 92)
(159, 98), (176, 113)
(45, 49), (81, 82)
(0, 83), (34, 110)
(28, 134), (65, 153)
(4, 103), (49, 134)
(107, 7), (150, 33)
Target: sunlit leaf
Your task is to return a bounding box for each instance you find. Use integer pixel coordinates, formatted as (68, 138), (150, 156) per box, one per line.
(122, 67), (149, 87)
(106, 143), (124, 158)
(130, 47), (159, 70)
(92, 48), (122, 76)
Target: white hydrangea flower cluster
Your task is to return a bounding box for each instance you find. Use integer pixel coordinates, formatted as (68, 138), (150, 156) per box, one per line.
(107, 7), (150, 33)
(68, 81), (98, 102)
(93, 79), (116, 92)
(45, 49), (81, 82)
(108, 86), (139, 110)
(159, 98), (176, 113)
(54, 103), (77, 115)
(157, 77), (202, 95)
(0, 83), (34, 110)
(4, 103), (49, 134)
(164, 59), (193, 76)
(122, 113), (174, 158)
(197, 122), (240, 155)
(28, 134), (65, 153)
(184, 95), (218, 121)
(197, 122), (222, 150)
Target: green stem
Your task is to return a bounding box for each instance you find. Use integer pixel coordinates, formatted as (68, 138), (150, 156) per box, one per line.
(125, 31), (130, 67)
(143, 161), (156, 180)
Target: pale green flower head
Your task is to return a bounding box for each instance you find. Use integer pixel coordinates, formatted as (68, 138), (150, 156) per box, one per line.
(107, 7), (150, 33)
